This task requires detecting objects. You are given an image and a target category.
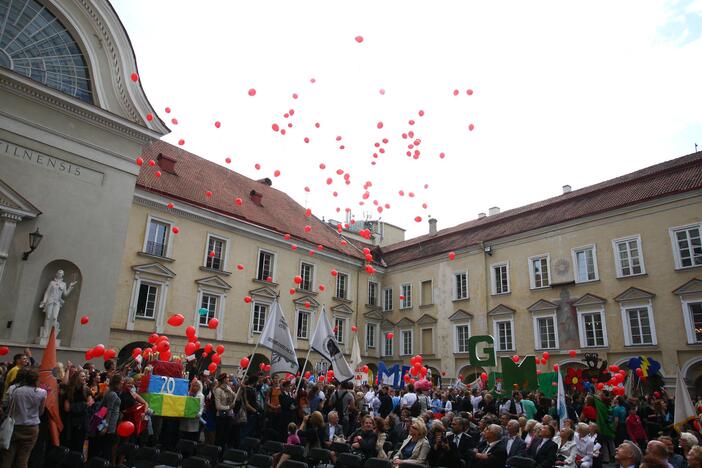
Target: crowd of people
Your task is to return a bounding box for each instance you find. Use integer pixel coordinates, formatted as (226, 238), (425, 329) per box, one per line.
(0, 348), (702, 468)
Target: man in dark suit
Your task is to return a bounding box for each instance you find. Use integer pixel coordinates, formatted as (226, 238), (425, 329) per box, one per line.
(321, 410), (344, 447)
(448, 417), (476, 463)
(528, 424), (558, 468)
(378, 386), (393, 418)
(505, 420), (527, 458)
(472, 424), (508, 468)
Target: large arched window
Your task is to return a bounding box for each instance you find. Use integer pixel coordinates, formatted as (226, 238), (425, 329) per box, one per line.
(0, 0), (93, 102)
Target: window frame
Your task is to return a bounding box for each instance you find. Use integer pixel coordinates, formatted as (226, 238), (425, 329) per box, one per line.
(135, 281), (160, 320)
(571, 244), (600, 283)
(383, 287), (393, 311)
(576, 305), (608, 348)
(203, 233), (229, 271)
(198, 292), (219, 326)
(382, 332), (393, 357)
(256, 249), (276, 282)
(299, 261), (316, 292)
(400, 329), (413, 356)
(453, 271), (469, 300)
(532, 311), (559, 350)
(142, 214), (173, 258)
(365, 323), (377, 349)
(491, 262), (510, 295)
(612, 235), (646, 278)
(368, 280), (379, 306)
(528, 254), (551, 289)
(420, 280), (433, 306)
(400, 283), (412, 309)
(419, 327), (435, 354)
(680, 294), (702, 344)
(334, 317), (346, 344)
(493, 317), (516, 352)
(251, 301), (269, 335)
(620, 300), (657, 346)
(296, 309), (310, 340)
(669, 223), (702, 270)
(335, 272), (350, 300)
(453, 322), (472, 354)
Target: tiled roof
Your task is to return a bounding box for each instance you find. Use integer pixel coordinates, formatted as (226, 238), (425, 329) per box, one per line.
(380, 151), (702, 266)
(136, 141), (366, 260)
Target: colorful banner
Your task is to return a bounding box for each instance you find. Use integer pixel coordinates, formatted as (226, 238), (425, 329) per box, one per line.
(141, 392), (200, 418)
(145, 374), (189, 396)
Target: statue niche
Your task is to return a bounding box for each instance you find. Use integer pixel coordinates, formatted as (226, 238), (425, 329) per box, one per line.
(34, 260), (82, 346)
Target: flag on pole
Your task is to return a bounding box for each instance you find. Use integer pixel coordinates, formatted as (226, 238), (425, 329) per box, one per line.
(38, 327), (63, 445)
(674, 367), (696, 432)
(351, 334), (362, 371)
(594, 396), (615, 437)
(310, 306), (354, 382)
(557, 367), (567, 429)
(258, 300), (299, 375)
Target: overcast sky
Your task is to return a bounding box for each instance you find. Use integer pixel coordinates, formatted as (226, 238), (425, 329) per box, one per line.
(113, 0), (702, 240)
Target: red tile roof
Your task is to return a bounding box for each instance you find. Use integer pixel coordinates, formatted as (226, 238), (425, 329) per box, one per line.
(137, 141), (366, 260)
(380, 151), (702, 266)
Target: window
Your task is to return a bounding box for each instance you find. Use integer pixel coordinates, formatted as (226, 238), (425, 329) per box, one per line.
(623, 306), (654, 345)
(455, 324), (471, 353)
(252, 303), (267, 334)
(529, 255), (550, 289)
(297, 310), (310, 339)
(613, 236), (645, 277)
(578, 309), (607, 347)
(687, 302), (702, 343)
(494, 320), (514, 351)
(454, 272), (468, 300)
(205, 236), (226, 270)
(535, 316), (557, 349)
(336, 273), (349, 299)
(199, 293), (218, 326)
(257, 250), (274, 281)
(491, 263), (510, 295)
(136, 282), (159, 319)
(420, 280), (433, 306)
(300, 262), (314, 291)
(383, 333), (393, 357)
(366, 323), (376, 348)
(671, 225), (702, 269)
(401, 330), (413, 356)
(400, 283), (412, 309)
(383, 288), (393, 311)
(145, 219), (169, 257)
(334, 318), (345, 344)
(573, 246), (598, 283)
(368, 281), (378, 306)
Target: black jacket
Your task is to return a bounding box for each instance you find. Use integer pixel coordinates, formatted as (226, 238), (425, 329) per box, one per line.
(504, 435), (528, 458)
(473, 439), (508, 468)
(379, 392), (393, 418)
(528, 438), (558, 468)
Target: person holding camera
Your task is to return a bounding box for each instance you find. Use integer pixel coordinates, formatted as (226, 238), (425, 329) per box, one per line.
(428, 421), (462, 467)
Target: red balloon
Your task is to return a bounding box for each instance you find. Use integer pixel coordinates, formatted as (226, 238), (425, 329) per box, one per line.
(142, 348), (152, 359)
(264, 364), (271, 372)
(512, 355), (520, 363)
(85, 350), (93, 360)
(553, 364), (559, 371)
(148, 333), (159, 344)
(204, 344), (213, 354)
(160, 350), (171, 361)
(596, 382), (604, 390)
(240, 357), (250, 368)
(167, 314), (184, 327)
(216, 345), (225, 355)
(448, 252), (456, 261)
(157, 340), (170, 353)
(131, 347), (142, 359)
(80, 315), (89, 325)
(248, 88), (256, 96)
(130, 72), (139, 82)
(541, 358), (548, 365)
(542, 351), (550, 360)
(92, 344), (105, 357)
(208, 362), (218, 373)
(569, 350), (577, 358)
(294, 275), (303, 284)
(117, 421), (135, 437)
(355, 35), (364, 43)
(386, 332), (394, 340)
(351, 325), (358, 332)
(186, 326), (196, 338)
(184, 342), (197, 356)
(104, 349), (117, 361)
(536, 370), (542, 375)
(208, 318), (219, 329)
(403, 374), (411, 382)
(244, 296), (252, 303)
(480, 372), (488, 382)
(304, 371), (311, 379)
(609, 365), (620, 373)
(260, 362), (266, 370)
(211, 353), (221, 364)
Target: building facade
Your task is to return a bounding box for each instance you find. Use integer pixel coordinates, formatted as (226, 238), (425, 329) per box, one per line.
(0, 0), (167, 359)
(112, 139), (702, 393)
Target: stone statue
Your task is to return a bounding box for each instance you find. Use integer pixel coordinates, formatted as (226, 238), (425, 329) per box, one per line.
(39, 269), (78, 344)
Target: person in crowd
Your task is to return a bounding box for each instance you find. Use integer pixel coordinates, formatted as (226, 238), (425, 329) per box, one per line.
(658, 436), (685, 468)
(213, 373), (235, 448)
(613, 396), (628, 445)
(681, 431), (700, 460)
(349, 414), (378, 461)
(614, 440), (643, 468)
(61, 368), (92, 452)
(627, 406), (649, 452)
(575, 422), (594, 468)
(286, 422), (300, 445)
(393, 417), (430, 465)
(93, 373), (122, 464)
(427, 420), (460, 467)
(448, 416), (475, 463)
(471, 423), (507, 468)
(555, 427), (577, 468)
(322, 410), (344, 447)
(522, 392), (538, 421)
(329, 381), (355, 436)
(0, 368), (45, 468)
(3, 352), (32, 395)
(523, 419), (539, 447)
(180, 378), (204, 441)
(379, 386), (393, 418)
(506, 419), (528, 458)
(688, 445), (702, 468)
(646, 440), (674, 468)
(528, 422), (559, 468)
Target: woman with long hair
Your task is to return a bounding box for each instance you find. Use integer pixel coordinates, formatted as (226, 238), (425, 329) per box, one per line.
(63, 369), (92, 452)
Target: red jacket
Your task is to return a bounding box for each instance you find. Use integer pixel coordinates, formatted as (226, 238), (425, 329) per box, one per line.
(626, 414), (647, 441)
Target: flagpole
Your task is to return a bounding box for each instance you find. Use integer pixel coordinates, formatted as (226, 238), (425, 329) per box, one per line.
(296, 310), (321, 395)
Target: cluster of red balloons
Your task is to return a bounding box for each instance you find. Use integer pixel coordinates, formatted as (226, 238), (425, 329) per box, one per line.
(85, 344), (117, 362)
(408, 355), (428, 380)
(259, 362), (272, 372)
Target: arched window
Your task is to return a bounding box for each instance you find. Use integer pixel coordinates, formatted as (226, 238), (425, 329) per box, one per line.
(0, 0), (93, 102)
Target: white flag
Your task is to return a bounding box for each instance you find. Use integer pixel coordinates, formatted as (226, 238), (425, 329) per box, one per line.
(258, 300), (298, 375)
(674, 367), (696, 432)
(351, 334), (362, 371)
(557, 368), (567, 429)
(310, 306), (354, 382)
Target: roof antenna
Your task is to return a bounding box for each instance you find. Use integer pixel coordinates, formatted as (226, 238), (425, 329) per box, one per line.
(696, 143), (698, 152)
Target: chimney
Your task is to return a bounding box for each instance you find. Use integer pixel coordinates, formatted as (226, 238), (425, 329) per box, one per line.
(478, 212), (486, 219)
(156, 153), (177, 174)
(488, 206), (500, 216)
(428, 218), (437, 235)
(249, 189), (263, 206)
(257, 178), (272, 186)
(562, 184), (572, 194)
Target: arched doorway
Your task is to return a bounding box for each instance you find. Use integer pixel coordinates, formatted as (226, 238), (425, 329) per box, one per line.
(298, 358), (313, 374)
(117, 341), (150, 368)
(427, 366), (441, 386)
(247, 353), (270, 376)
(683, 357), (702, 398)
(457, 365), (485, 384)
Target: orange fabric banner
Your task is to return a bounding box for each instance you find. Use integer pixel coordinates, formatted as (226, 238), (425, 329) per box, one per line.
(38, 327), (63, 445)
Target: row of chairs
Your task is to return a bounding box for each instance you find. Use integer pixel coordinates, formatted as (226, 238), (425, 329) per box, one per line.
(44, 445), (110, 468)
